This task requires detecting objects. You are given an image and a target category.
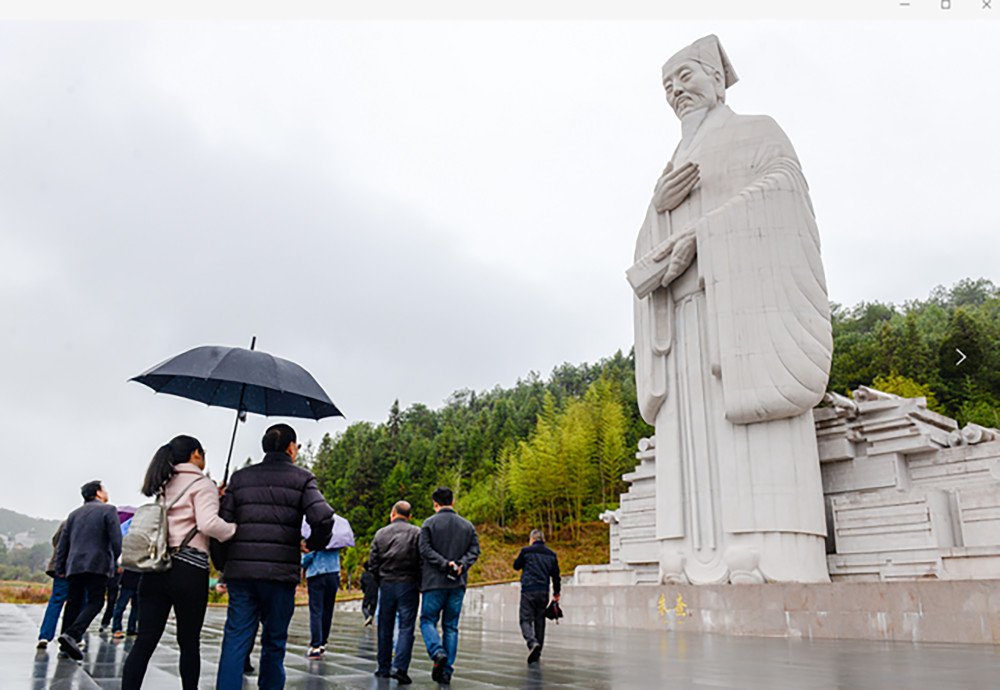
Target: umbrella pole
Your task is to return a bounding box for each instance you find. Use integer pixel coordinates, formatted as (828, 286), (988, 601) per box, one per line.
(223, 407), (241, 485)
(222, 337), (256, 484)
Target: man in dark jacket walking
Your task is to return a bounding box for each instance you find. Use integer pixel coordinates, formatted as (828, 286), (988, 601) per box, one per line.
(418, 487), (480, 684)
(55, 481), (122, 660)
(360, 561), (378, 626)
(512, 529), (561, 664)
(369, 500), (422, 684)
(216, 424), (334, 690)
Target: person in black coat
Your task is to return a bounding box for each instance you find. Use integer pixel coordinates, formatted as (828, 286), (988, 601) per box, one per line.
(215, 423), (334, 690)
(360, 561), (378, 626)
(418, 487), (480, 684)
(512, 529), (561, 664)
(54, 480), (122, 660)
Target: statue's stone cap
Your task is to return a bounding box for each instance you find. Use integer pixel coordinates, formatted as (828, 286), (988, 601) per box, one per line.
(662, 34), (738, 89)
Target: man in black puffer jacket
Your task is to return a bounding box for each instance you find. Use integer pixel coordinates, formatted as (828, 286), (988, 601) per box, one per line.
(216, 423), (333, 690)
(512, 529), (561, 664)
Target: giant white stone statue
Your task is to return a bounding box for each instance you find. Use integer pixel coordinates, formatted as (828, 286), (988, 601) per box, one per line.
(627, 35), (833, 584)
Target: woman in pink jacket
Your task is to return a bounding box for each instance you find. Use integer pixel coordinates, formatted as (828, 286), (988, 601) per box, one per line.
(122, 435), (236, 690)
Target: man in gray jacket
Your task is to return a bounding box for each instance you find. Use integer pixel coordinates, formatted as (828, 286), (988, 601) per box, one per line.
(54, 480), (122, 660)
(369, 501), (421, 685)
(418, 487), (480, 684)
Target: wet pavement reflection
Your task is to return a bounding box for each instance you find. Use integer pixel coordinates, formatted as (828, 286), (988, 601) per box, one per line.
(6, 602), (999, 688)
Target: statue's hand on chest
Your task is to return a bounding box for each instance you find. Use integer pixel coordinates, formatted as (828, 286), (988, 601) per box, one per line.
(653, 160), (700, 213)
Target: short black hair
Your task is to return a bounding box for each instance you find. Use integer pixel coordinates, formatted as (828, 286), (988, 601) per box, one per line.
(262, 423), (297, 453)
(432, 486), (453, 506)
(81, 480), (102, 501)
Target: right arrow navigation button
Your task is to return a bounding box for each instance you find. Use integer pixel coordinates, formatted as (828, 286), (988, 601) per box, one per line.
(956, 348), (967, 366)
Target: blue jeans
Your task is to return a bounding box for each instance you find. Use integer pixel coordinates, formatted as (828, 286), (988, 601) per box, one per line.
(38, 576), (70, 641)
(306, 572), (339, 648)
(111, 586), (139, 634)
(420, 588), (465, 676)
(216, 580), (296, 690)
(377, 581), (419, 674)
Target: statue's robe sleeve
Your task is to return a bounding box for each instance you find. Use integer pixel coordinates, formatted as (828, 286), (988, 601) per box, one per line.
(634, 113), (832, 426)
(634, 203), (670, 426)
(697, 116), (832, 424)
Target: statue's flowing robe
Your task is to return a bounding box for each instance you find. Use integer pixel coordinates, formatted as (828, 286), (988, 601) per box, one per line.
(633, 105), (832, 583)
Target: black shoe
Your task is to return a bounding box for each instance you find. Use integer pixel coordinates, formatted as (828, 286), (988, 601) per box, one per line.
(374, 669), (391, 678)
(527, 642), (542, 663)
(440, 672), (452, 685)
(391, 669), (413, 685)
(57, 634), (83, 661)
(431, 652), (448, 682)
(243, 659), (255, 675)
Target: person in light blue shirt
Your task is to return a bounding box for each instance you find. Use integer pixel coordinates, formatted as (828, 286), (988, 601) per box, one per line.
(301, 547), (340, 659)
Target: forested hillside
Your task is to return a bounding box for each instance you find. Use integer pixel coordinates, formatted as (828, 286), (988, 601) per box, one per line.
(829, 277), (1000, 426)
(311, 278), (1000, 580)
(311, 349), (652, 548)
(0, 509), (59, 545)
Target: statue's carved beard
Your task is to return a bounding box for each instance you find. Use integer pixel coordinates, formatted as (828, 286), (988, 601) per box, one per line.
(679, 107), (710, 150)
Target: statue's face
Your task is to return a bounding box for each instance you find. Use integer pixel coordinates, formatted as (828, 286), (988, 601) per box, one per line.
(663, 60), (722, 119)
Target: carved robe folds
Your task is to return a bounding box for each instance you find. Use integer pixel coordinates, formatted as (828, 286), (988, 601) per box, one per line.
(633, 105), (833, 584)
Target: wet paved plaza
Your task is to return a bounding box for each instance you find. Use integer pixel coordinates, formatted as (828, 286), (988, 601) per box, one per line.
(5, 602), (1000, 688)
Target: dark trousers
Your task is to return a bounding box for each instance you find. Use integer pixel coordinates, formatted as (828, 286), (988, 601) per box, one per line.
(216, 579), (297, 690)
(377, 580), (419, 674)
(306, 572), (339, 648)
(100, 570), (121, 628)
(121, 561), (209, 690)
(518, 589), (549, 648)
(111, 586), (139, 634)
(62, 573), (109, 641)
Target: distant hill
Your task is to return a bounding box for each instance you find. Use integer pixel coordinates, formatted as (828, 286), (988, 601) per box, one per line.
(0, 508), (60, 548)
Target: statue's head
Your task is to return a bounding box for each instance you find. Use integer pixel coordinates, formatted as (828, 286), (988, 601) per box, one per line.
(662, 34), (738, 120)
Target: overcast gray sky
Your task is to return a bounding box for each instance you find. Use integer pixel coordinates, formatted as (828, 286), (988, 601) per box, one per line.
(2, 21), (998, 520)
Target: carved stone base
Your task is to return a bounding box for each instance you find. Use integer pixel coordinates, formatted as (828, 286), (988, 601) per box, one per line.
(657, 533), (829, 585)
(659, 551), (690, 584)
(724, 546), (764, 584)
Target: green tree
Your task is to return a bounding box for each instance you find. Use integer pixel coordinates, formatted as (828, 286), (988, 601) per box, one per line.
(871, 374), (944, 413)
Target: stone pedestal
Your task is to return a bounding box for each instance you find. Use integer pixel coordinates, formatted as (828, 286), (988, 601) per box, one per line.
(589, 387), (1000, 584)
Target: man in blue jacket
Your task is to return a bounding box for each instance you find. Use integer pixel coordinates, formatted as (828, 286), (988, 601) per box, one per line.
(55, 480), (122, 660)
(512, 529), (561, 664)
(418, 487), (480, 685)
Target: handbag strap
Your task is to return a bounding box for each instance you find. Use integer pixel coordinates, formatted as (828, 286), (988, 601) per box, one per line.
(177, 526), (199, 550)
(162, 476), (207, 510)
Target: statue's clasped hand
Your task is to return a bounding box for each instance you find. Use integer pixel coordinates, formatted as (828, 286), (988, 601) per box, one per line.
(658, 227), (697, 289)
(653, 160), (700, 213)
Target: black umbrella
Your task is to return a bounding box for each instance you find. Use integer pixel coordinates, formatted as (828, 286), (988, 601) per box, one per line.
(130, 337), (343, 482)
